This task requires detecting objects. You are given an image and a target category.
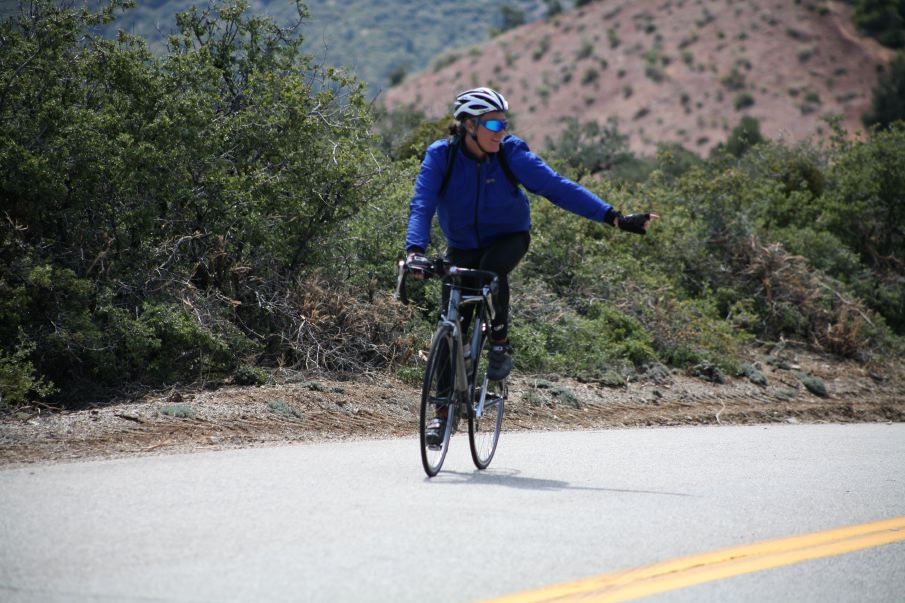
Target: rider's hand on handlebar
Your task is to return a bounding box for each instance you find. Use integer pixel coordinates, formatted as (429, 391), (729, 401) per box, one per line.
(406, 252), (431, 280)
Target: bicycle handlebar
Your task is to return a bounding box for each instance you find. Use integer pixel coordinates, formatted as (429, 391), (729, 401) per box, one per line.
(394, 258), (499, 305)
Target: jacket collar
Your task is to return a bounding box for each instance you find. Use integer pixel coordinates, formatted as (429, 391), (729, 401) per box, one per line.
(459, 138), (492, 163)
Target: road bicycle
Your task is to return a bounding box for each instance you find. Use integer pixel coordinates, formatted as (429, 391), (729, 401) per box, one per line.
(396, 258), (507, 477)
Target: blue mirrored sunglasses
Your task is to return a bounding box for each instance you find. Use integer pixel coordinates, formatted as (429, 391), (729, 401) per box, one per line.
(478, 118), (509, 132)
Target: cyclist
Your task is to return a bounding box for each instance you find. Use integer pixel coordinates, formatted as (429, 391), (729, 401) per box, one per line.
(405, 87), (657, 445)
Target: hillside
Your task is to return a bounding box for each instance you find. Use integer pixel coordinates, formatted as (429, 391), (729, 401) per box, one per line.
(12, 0), (553, 95)
(382, 0), (894, 155)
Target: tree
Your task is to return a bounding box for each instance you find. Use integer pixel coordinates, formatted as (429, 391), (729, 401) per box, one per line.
(388, 62), (408, 86)
(723, 115), (765, 157)
(0, 0), (381, 403)
(824, 122), (905, 330)
(862, 52), (905, 128)
(545, 117), (635, 175)
(544, 0), (564, 18)
(490, 5), (526, 37)
(851, 0), (905, 48)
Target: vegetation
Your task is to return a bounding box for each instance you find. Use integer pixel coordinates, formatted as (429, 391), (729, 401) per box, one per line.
(490, 5), (527, 37)
(862, 52), (905, 127)
(719, 116), (765, 157)
(849, 0), (905, 48)
(2, 1), (904, 411)
(34, 0), (555, 94)
(0, 1), (391, 406)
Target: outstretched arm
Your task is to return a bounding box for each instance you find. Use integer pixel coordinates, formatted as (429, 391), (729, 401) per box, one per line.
(504, 136), (658, 233)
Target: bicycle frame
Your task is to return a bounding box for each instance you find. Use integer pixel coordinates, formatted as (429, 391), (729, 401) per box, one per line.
(436, 270), (496, 404)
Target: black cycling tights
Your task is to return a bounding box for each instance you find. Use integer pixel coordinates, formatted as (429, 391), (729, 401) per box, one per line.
(443, 231), (530, 342)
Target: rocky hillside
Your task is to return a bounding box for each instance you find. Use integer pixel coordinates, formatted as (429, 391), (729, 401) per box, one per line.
(382, 0), (893, 155)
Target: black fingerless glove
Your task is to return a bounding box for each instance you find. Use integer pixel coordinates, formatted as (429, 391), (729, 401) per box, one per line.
(406, 252), (431, 271)
(617, 212), (651, 235)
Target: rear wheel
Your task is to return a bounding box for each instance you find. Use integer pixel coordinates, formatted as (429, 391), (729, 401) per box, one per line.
(468, 332), (505, 470)
(420, 328), (457, 477)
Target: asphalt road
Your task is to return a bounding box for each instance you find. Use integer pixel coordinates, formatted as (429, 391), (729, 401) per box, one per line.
(1, 424), (903, 602)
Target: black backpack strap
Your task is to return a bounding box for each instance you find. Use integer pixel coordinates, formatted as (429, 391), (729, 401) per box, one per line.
(497, 144), (520, 191)
(439, 133), (462, 196)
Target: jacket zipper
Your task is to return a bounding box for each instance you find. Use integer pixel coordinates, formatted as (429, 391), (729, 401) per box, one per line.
(474, 161), (482, 248)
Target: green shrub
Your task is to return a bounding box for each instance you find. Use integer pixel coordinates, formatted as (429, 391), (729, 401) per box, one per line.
(532, 36), (551, 61)
(720, 67), (746, 90)
(161, 404), (195, 419)
(734, 92), (755, 110)
(0, 336), (57, 409)
(644, 65), (664, 82)
(795, 372), (828, 397)
(267, 399), (303, 419)
(722, 115), (764, 157)
(550, 385), (580, 408)
(235, 365), (268, 386)
(431, 52), (460, 71)
(397, 365), (424, 385)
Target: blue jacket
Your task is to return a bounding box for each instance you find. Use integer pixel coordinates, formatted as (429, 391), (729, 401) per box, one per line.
(406, 134), (615, 252)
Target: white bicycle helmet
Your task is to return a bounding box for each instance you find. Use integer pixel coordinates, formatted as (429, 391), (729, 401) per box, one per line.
(453, 87), (509, 119)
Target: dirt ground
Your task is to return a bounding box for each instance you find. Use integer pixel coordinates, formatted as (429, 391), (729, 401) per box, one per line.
(1, 347), (903, 467)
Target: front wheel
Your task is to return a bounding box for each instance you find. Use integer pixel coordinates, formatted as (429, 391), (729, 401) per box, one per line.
(420, 327), (457, 477)
(468, 336), (506, 470)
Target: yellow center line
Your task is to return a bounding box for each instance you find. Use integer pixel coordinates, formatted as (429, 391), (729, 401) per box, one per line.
(481, 516), (905, 603)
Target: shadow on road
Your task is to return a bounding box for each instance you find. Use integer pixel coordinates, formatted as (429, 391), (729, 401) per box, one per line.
(428, 468), (693, 497)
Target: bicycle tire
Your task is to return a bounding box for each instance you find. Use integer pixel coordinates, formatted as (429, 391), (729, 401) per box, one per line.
(468, 333), (505, 470)
(420, 326), (457, 477)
